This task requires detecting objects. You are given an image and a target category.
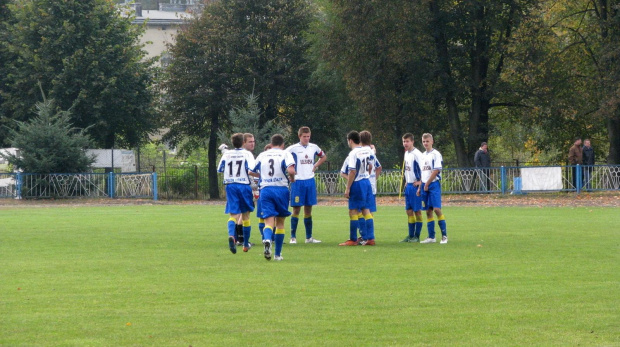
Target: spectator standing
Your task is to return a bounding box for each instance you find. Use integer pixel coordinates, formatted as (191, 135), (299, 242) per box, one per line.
(582, 139), (595, 190)
(474, 142), (491, 192)
(568, 138), (583, 189)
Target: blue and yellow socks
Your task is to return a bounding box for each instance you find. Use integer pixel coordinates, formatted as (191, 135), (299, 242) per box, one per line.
(408, 215), (416, 238)
(263, 226), (274, 242)
(357, 212), (366, 239)
(259, 218), (265, 238)
(349, 214), (359, 241)
(290, 214), (299, 238)
(364, 214), (375, 240)
(274, 228), (285, 256)
(427, 218), (436, 239)
(242, 219), (251, 247)
(415, 215), (423, 238)
(227, 217), (236, 238)
(303, 214), (312, 239)
(438, 215), (447, 237)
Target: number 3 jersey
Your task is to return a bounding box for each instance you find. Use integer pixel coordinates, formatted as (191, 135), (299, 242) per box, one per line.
(217, 148), (256, 185)
(252, 148), (295, 187)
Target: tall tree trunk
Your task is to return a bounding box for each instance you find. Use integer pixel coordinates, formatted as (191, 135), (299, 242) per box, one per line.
(608, 112), (620, 164)
(208, 112), (220, 199)
(429, 0), (468, 167)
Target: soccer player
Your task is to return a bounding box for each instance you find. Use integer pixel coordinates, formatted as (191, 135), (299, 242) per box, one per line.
(217, 133), (256, 254)
(256, 143), (272, 239)
(286, 126), (327, 244)
(359, 131), (381, 244)
(219, 134), (257, 247)
(400, 133), (424, 243)
(251, 134), (296, 261)
(340, 131), (376, 246)
(417, 133), (448, 244)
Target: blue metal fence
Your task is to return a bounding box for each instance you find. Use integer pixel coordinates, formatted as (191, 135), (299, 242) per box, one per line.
(0, 172), (157, 200)
(0, 165), (618, 199)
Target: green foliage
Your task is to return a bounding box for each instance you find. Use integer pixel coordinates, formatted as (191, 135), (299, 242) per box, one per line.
(0, 90), (95, 173)
(218, 93), (290, 154)
(1, 0), (157, 148)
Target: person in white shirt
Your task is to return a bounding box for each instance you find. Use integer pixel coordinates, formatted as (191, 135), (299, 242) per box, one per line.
(400, 133), (424, 243)
(340, 131), (376, 246)
(250, 134), (296, 261)
(285, 127), (327, 244)
(417, 133), (448, 244)
(217, 133), (256, 254)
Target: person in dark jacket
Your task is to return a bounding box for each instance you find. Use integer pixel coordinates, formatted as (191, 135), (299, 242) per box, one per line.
(474, 142), (491, 192)
(568, 138), (582, 189)
(582, 139), (595, 190)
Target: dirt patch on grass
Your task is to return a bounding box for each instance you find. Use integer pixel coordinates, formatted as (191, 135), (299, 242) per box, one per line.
(1, 192), (619, 208)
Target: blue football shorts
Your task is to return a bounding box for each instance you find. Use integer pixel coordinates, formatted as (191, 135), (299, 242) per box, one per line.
(290, 178), (318, 207)
(421, 181), (442, 210)
(259, 186), (292, 219)
(404, 183), (422, 212)
(349, 179), (373, 211)
(224, 184), (254, 214)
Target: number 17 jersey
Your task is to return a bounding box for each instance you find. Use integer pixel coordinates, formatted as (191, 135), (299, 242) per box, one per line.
(252, 148), (295, 187)
(217, 148), (256, 185)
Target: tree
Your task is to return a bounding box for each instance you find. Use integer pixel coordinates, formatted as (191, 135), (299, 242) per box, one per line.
(217, 93), (290, 154)
(162, 0), (315, 199)
(324, 0), (539, 166)
(1, 0), (157, 149)
(0, 88), (95, 173)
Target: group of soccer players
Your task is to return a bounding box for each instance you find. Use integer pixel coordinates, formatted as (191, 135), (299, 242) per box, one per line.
(218, 127), (448, 262)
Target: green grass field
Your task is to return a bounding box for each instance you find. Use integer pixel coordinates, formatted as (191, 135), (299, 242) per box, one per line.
(1, 204), (618, 346)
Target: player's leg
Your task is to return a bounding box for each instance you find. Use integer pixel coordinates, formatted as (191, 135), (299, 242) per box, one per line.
(262, 216), (275, 260)
(414, 210), (423, 242)
(420, 183), (436, 243)
(402, 209), (415, 242)
(339, 208), (360, 246)
(303, 179), (320, 243)
(241, 212), (252, 251)
(357, 211), (365, 243)
(429, 182), (447, 244)
(290, 206), (301, 243)
(274, 216), (286, 260)
(228, 213), (240, 253)
(362, 207), (375, 245)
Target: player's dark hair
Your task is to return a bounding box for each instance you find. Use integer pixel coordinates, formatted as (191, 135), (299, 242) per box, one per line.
(347, 131), (360, 144)
(231, 133), (244, 148)
(360, 130), (372, 145)
(481, 142), (487, 146)
(264, 144), (272, 151)
(271, 134), (285, 147)
(574, 137), (582, 142)
(402, 133), (414, 141)
(298, 126), (311, 137)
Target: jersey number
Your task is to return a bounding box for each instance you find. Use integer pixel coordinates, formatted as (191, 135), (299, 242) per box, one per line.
(228, 160), (243, 177)
(268, 159), (275, 177)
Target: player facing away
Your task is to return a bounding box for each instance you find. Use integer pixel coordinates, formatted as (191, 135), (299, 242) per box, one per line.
(217, 133), (257, 254)
(400, 133), (424, 243)
(359, 131), (381, 244)
(340, 131), (376, 246)
(251, 134), (296, 261)
(417, 133), (448, 244)
(286, 126), (327, 244)
(256, 143), (272, 240)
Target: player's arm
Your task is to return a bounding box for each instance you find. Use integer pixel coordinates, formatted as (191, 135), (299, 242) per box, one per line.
(313, 153), (327, 172)
(424, 169), (440, 191)
(287, 164), (296, 183)
(345, 169), (356, 198)
(375, 165), (382, 179)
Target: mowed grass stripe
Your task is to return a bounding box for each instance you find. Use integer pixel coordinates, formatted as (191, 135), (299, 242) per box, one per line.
(1, 205), (618, 346)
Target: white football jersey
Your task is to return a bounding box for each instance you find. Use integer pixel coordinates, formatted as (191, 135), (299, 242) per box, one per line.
(217, 148), (256, 185)
(404, 147), (423, 184)
(346, 146), (374, 182)
(368, 156), (381, 195)
(252, 148), (295, 187)
(420, 149), (443, 183)
(286, 143), (325, 180)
